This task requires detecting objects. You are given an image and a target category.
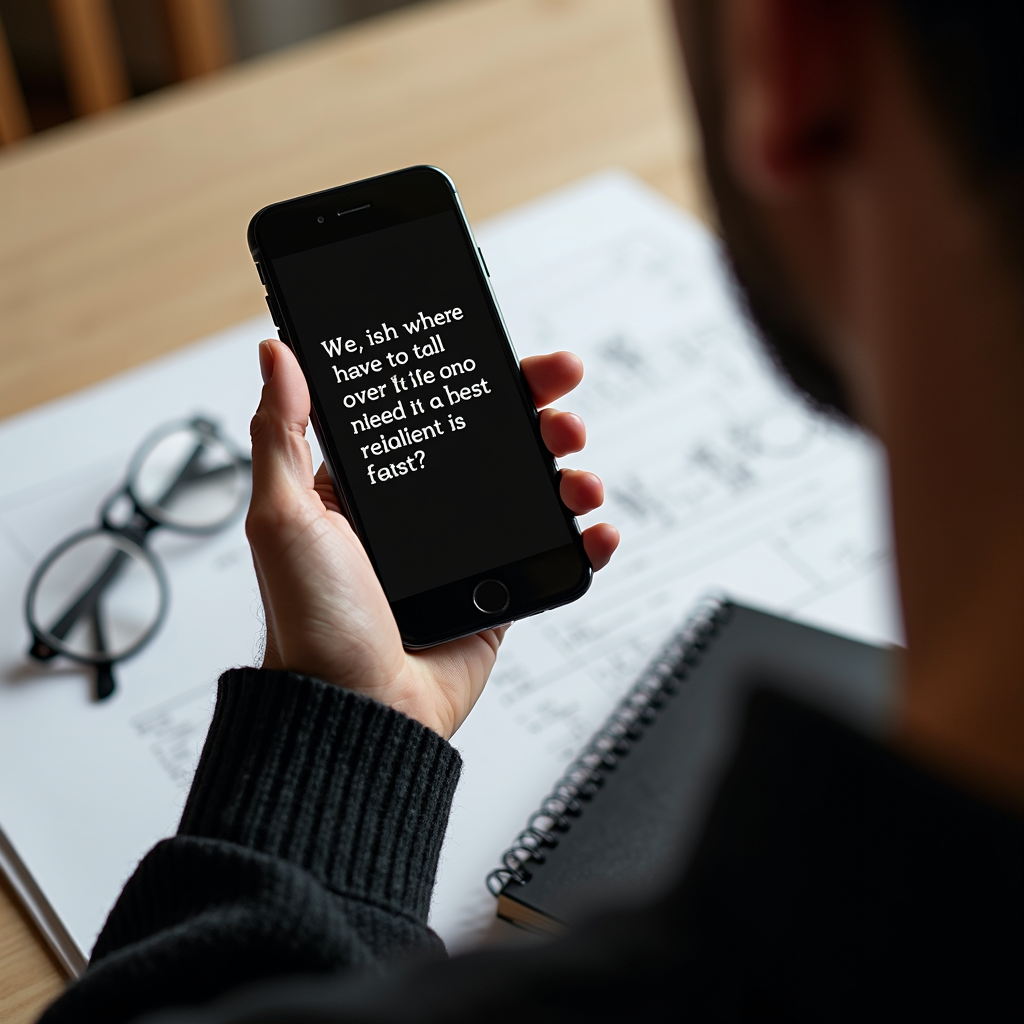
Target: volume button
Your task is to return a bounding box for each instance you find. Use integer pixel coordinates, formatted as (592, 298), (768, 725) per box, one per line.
(265, 295), (280, 326)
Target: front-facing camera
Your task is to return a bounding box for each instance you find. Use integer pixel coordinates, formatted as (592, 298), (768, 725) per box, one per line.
(317, 216), (325, 223)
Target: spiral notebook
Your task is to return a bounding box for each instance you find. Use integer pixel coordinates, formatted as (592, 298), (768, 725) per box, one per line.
(488, 599), (896, 934)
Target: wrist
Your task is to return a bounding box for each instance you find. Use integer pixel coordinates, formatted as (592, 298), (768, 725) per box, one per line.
(362, 661), (452, 739)
(259, 648), (450, 739)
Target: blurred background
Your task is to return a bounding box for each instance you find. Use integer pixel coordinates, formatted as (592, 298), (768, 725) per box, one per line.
(0, 0), (426, 139)
(0, 0), (697, 424)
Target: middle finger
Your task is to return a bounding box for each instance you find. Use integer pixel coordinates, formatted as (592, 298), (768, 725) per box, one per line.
(560, 469), (604, 516)
(540, 408), (586, 457)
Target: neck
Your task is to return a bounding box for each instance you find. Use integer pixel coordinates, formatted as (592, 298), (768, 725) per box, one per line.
(876, 210), (1024, 805)
(844, 35), (1024, 805)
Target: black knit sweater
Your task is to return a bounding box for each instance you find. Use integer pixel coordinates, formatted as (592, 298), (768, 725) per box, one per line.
(40, 669), (1023, 1023)
(41, 669), (461, 1023)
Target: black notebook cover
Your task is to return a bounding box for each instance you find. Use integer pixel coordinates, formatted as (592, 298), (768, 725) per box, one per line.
(490, 600), (896, 933)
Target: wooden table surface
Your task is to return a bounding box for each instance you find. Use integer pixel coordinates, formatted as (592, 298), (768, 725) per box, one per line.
(0, 0), (702, 1018)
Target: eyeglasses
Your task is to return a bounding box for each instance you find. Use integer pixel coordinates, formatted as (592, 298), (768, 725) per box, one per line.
(25, 416), (251, 701)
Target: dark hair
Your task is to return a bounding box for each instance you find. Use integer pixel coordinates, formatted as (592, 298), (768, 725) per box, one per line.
(890, 0), (1023, 268)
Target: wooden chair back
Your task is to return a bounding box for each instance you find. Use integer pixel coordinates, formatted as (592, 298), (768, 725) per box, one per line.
(0, 0), (233, 146)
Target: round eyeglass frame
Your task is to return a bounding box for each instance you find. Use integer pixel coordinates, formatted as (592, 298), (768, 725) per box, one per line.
(122, 416), (249, 535)
(25, 527), (170, 665)
(24, 415), (251, 701)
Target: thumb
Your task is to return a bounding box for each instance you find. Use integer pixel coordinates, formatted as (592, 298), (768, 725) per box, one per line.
(249, 340), (316, 507)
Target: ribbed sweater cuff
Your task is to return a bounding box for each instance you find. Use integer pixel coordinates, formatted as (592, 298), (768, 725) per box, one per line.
(179, 668), (461, 924)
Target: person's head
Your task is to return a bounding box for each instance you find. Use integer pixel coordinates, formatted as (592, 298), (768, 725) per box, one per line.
(670, 0), (1024, 800)
(672, 0), (1022, 426)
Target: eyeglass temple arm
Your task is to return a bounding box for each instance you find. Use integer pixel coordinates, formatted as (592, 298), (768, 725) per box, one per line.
(152, 440), (208, 508)
(91, 605), (116, 701)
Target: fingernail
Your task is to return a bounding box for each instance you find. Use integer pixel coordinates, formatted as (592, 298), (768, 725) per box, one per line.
(259, 340), (274, 384)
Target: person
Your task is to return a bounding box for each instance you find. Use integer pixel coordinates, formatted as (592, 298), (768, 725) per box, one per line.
(41, 0), (1022, 1020)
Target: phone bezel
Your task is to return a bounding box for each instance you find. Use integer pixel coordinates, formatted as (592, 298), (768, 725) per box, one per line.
(248, 165), (592, 647)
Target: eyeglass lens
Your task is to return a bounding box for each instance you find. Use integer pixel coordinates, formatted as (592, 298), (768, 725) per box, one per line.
(28, 531), (165, 665)
(131, 423), (249, 531)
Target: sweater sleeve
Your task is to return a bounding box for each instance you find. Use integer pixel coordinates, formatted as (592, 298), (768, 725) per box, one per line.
(39, 668), (462, 1024)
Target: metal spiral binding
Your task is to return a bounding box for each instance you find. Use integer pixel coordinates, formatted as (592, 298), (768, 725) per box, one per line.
(486, 597), (731, 898)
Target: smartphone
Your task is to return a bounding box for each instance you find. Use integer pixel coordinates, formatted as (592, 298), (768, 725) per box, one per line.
(247, 166), (592, 647)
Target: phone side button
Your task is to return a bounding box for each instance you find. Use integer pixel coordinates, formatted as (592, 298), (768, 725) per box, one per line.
(472, 579), (509, 614)
(265, 295), (279, 326)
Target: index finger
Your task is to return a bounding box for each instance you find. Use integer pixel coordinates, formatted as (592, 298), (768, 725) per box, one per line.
(520, 351), (584, 408)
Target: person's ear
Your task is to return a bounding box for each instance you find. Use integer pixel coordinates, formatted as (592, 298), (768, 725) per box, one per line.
(722, 0), (856, 200)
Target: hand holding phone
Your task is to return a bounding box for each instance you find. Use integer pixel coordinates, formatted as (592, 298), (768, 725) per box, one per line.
(247, 340), (618, 739)
(249, 167), (605, 648)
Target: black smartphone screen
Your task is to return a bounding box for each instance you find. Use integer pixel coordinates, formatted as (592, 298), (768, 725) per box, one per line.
(251, 167), (591, 645)
(266, 195), (574, 613)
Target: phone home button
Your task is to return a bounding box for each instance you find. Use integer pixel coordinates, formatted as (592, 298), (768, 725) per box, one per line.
(473, 579), (509, 615)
